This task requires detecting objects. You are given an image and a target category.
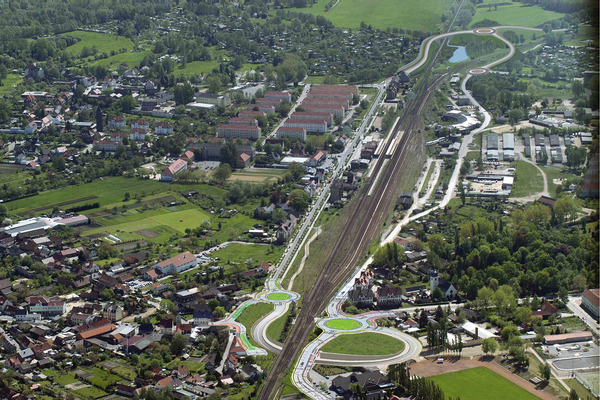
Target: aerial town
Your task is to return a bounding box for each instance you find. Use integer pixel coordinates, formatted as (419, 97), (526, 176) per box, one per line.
(0, 0), (597, 400)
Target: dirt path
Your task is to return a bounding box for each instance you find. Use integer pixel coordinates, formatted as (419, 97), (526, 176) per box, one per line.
(287, 227), (321, 291)
(409, 357), (558, 400)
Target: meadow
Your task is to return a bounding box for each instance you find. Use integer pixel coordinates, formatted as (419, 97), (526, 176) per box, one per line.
(210, 243), (284, 266)
(237, 302), (275, 347)
(320, 332), (405, 355)
(266, 307), (291, 342)
(470, 3), (565, 29)
(288, 0), (453, 31)
(61, 31), (135, 56)
(0, 74), (23, 95)
(511, 160), (544, 197)
(429, 367), (539, 400)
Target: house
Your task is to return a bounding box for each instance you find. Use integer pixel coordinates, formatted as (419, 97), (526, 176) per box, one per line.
(284, 118), (327, 134)
(173, 365), (190, 379)
(144, 269), (159, 281)
(532, 300), (559, 319)
(581, 289), (599, 319)
(544, 332), (594, 345)
(430, 270), (457, 299)
(102, 303), (124, 322)
(161, 159), (188, 182)
(376, 286), (403, 308)
(155, 122), (174, 135)
(237, 152), (252, 168)
(174, 288), (200, 308)
(108, 116), (126, 128)
(154, 251), (197, 275)
(264, 91), (292, 102)
(94, 140), (119, 152)
(195, 92), (231, 107)
(217, 124), (261, 140)
(330, 370), (391, 400)
(308, 150), (327, 167)
(77, 323), (116, 340)
(276, 214), (297, 244)
(276, 126), (307, 141)
(28, 296), (66, 316)
(348, 287), (374, 307)
(25, 122), (38, 135)
(25, 63), (44, 80)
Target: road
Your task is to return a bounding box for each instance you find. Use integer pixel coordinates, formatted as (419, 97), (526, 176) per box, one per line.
(262, 84), (311, 145)
(567, 294), (600, 334)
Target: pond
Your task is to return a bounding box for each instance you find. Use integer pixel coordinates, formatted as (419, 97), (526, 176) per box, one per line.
(448, 45), (469, 63)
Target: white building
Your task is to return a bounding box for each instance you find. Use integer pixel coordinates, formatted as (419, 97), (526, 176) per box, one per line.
(154, 251), (197, 275)
(217, 124), (261, 140)
(284, 118), (327, 134)
(276, 126), (307, 141)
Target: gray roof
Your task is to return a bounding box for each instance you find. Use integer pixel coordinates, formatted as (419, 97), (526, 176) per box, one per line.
(487, 133), (498, 150)
(502, 133), (514, 150)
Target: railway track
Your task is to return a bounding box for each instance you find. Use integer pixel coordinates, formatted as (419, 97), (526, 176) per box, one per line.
(258, 72), (447, 400)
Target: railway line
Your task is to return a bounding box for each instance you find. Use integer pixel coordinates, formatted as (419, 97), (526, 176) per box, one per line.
(257, 39), (449, 400)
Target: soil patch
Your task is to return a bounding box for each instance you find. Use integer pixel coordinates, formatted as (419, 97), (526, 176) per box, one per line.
(136, 229), (160, 238)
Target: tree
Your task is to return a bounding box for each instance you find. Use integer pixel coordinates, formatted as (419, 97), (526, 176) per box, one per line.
(432, 287), (444, 302)
(206, 76), (222, 94)
(219, 140), (237, 168)
(571, 80), (585, 98)
(553, 196), (581, 225)
(539, 363), (551, 381)
(0, 204), (6, 218)
(160, 299), (175, 313)
(481, 338), (498, 355)
(208, 298), (220, 311)
(289, 189), (310, 212)
(214, 306), (226, 319)
(565, 146), (587, 169)
(96, 106), (103, 132)
(569, 388), (579, 400)
(170, 333), (188, 356)
(213, 164), (232, 182)
(118, 95), (137, 113)
(174, 83), (195, 105)
(372, 242), (405, 270)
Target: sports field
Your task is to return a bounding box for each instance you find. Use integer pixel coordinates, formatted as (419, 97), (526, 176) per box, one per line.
(470, 3), (564, 28)
(325, 319), (361, 330)
(288, 0), (453, 31)
(320, 332), (405, 355)
(429, 367), (539, 400)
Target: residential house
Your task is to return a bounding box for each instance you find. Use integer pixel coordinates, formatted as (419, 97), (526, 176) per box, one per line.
(161, 159), (188, 182)
(154, 251), (197, 275)
(28, 296), (66, 316)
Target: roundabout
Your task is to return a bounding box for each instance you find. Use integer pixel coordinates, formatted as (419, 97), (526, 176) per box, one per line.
(468, 67), (489, 75)
(258, 289), (300, 303)
(267, 292), (291, 301)
(473, 27), (496, 34)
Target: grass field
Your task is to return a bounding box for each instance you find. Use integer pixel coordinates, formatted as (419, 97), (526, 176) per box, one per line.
(61, 31), (134, 56)
(539, 165), (576, 197)
(93, 50), (151, 69)
(470, 3), (565, 28)
(567, 374), (598, 399)
(210, 243), (284, 266)
(267, 293), (291, 301)
(511, 160), (544, 197)
(320, 332), (405, 355)
(0, 73), (22, 95)
(4, 176), (224, 215)
(324, 319), (361, 330)
(236, 302), (275, 347)
(72, 386), (108, 399)
(563, 25), (599, 47)
(288, 0), (453, 31)
(266, 307), (290, 342)
(430, 367), (538, 400)
(53, 373), (78, 386)
(86, 368), (122, 390)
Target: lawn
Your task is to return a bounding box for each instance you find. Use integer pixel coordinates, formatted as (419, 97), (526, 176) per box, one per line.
(511, 160), (544, 197)
(0, 73), (22, 95)
(210, 243), (284, 266)
(53, 373), (78, 386)
(324, 319), (361, 330)
(165, 359), (205, 373)
(92, 50), (151, 69)
(470, 3), (565, 28)
(563, 25), (599, 47)
(267, 293), (291, 301)
(266, 307), (290, 342)
(72, 386), (108, 399)
(320, 332), (405, 355)
(429, 367), (539, 400)
(288, 0), (453, 31)
(236, 302), (275, 347)
(304, 75), (327, 84)
(87, 368), (121, 390)
(230, 169), (286, 183)
(61, 31), (134, 55)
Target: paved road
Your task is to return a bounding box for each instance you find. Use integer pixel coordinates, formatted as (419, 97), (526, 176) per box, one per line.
(567, 295), (600, 334)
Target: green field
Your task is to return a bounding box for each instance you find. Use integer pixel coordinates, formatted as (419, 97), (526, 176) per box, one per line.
(288, 0), (453, 31)
(470, 3), (565, 28)
(563, 25), (599, 47)
(53, 373), (78, 386)
(61, 31), (134, 55)
(429, 367), (539, 400)
(230, 169), (286, 183)
(324, 319), (361, 330)
(539, 165), (576, 197)
(511, 160), (544, 197)
(4, 176), (224, 215)
(236, 302), (275, 347)
(267, 293), (291, 301)
(266, 307), (291, 342)
(211, 243), (284, 267)
(320, 332), (405, 355)
(93, 50), (151, 69)
(73, 386), (108, 399)
(0, 73), (22, 95)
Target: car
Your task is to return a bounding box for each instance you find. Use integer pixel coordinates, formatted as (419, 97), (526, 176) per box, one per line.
(437, 358), (444, 364)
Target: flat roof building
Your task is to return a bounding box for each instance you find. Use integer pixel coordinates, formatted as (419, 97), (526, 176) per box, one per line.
(487, 133), (498, 150)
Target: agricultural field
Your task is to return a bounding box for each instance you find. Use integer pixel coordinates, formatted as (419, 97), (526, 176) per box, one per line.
(61, 31), (135, 56)
(511, 160), (544, 197)
(470, 3), (565, 29)
(320, 332), (405, 355)
(288, 0), (453, 31)
(429, 367), (539, 400)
